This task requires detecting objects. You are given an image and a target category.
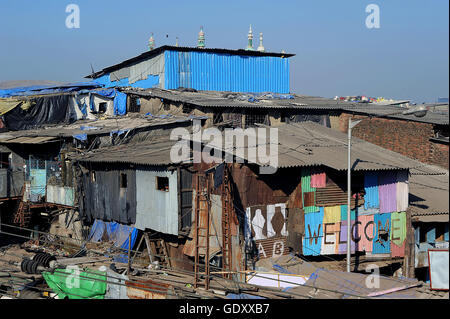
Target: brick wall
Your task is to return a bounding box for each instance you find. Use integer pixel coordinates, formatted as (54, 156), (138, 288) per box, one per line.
(338, 113), (449, 169)
(430, 141), (449, 168)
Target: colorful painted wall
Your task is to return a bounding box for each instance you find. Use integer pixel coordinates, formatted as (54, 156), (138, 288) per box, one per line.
(301, 167), (409, 257)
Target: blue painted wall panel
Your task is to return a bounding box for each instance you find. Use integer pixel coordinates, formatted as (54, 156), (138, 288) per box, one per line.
(164, 50), (290, 93)
(426, 227), (436, 244)
(303, 208), (324, 256)
(373, 213), (391, 254)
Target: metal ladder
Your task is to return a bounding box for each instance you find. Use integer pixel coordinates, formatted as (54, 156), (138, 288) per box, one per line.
(194, 174), (210, 290)
(221, 165), (233, 279)
(13, 185), (31, 227)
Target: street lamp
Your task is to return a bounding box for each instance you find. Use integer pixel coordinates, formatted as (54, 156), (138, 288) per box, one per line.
(346, 105), (429, 272)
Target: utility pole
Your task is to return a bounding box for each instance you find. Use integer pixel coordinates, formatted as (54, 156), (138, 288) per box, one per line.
(347, 117), (361, 272)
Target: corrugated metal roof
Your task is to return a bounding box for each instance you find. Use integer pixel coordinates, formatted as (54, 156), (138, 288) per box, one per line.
(411, 212), (448, 223)
(0, 115), (206, 143)
(0, 136), (58, 144)
(123, 87), (358, 110)
(342, 104), (449, 125)
(409, 166), (449, 216)
(208, 122), (439, 172)
(124, 88), (449, 125)
(69, 137), (183, 166)
(70, 121), (441, 172)
(87, 45), (295, 79)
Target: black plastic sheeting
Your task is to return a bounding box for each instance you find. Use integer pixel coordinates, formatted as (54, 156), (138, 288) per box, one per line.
(79, 169), (137, 225)
(3, 95), (75, 131)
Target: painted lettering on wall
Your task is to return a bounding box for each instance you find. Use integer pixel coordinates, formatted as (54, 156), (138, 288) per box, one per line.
(303, 207), (406, 257)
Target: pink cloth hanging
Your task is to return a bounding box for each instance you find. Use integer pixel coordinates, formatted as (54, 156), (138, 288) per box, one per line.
(310, 167), (326, 188)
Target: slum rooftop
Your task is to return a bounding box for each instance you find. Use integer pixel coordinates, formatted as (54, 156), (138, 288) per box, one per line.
(0, 114), (206, 144)
(70, 120), (439, 174)
(123, 87), (449, 125)
(211, 121), (442, 173)
(409, 165), (449, 220)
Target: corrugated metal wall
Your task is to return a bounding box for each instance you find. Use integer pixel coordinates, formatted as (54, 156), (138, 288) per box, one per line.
(0, 169), (23, 198)
(164, 50), (290, 93)
(135, 168), (178, 235)
(46, 185), (75, 206)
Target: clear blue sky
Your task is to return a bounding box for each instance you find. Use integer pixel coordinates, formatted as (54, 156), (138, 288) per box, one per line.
(0, 0), (448, 102)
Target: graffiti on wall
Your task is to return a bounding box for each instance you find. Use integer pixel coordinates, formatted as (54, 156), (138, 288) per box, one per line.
(245, 203), (287, 240)
(245, 204), (289, 259)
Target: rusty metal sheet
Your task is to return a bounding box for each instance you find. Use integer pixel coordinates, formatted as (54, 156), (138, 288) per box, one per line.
(287, 208), (304, 255)
(230, 164), (295, 208)
(126, 278), (169, 299)
(316, 182), (363, 208)
(255, 237), (289, 259)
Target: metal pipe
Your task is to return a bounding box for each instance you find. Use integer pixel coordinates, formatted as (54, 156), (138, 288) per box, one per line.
(128, 232), (131, 274)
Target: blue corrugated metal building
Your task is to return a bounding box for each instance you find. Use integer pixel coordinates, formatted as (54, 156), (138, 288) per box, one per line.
(87, 46), (294, 93)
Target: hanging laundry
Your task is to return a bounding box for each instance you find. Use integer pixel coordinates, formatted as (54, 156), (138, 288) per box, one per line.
(378, 171), (397, 214)
(364, 172), (379, 209)
(396, 170), (409, 212)
(310, 167), (326, 188)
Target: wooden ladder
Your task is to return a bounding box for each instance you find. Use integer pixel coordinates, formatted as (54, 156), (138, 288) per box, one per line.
(146, 236), (172, 269)
(194, 174), (210, 290)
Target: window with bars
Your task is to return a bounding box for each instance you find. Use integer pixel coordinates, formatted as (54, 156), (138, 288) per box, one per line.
(245, 113), (268, 128)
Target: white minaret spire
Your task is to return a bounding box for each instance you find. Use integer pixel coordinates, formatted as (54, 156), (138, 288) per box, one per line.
(148, 33), (155, 51)
(246, 25), (254, 50)
(257, 32), (265, 52)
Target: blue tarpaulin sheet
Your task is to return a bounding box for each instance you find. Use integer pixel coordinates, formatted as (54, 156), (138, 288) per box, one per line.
(93, 89), (116, 98)
(88, 219), (138, 263)
(0, 82), (101, 98)
(110, 129), (128, 137)
(73, 133), (87, 141)
(113, 91), (127, 115)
